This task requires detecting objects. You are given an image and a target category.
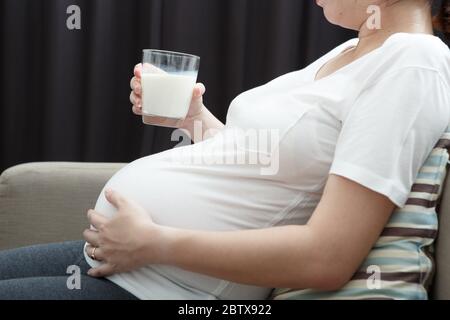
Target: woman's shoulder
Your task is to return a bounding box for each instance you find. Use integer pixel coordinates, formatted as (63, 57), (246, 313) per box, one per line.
(382, 32), (449, 53)
(379, 33), (450, 80)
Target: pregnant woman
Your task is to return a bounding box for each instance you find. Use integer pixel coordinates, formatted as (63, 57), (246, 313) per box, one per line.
(1, 0), (449, 300)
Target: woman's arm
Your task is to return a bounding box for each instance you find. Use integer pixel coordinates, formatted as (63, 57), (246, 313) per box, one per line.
(163, 174), (395, 290)
(85, 174), (394, 290)
(180, 106), (225, 143)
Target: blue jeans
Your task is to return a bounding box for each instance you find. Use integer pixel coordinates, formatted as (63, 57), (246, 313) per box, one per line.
(0, 241), (138, 300)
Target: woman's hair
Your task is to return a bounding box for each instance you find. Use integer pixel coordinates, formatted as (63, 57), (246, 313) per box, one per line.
(433, 0), (450, 40)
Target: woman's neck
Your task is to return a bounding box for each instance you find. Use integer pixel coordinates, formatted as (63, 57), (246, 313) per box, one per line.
(354, 0), (434, 57)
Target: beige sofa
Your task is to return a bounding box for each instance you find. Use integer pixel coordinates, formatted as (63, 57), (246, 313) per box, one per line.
(1, 162), (450, 299)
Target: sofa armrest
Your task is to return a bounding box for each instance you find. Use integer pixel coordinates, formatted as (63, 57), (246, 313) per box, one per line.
(0, 162), (126, 250)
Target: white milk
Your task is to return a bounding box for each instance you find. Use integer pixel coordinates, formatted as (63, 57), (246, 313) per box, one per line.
(141, 72), (196, 119)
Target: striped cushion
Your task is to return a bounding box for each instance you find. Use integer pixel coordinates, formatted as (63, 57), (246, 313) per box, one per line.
(271, 128), (450, 300)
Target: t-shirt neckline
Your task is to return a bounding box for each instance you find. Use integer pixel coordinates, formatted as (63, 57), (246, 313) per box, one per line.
(312, 32), (440, 83)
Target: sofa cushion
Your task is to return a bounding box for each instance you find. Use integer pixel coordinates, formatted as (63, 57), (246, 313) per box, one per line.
(271, 128), (450, 300)
(433, 137), (450, 299)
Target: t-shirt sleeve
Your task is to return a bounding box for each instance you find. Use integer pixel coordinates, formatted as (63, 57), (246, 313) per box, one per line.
(329, 67), (450, 208)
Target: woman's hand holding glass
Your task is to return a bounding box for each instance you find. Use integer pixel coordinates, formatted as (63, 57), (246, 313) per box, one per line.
(129, 63), (206, 129)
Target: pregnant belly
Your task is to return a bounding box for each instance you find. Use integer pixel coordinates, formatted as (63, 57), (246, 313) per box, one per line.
(91, 148), (277, 299)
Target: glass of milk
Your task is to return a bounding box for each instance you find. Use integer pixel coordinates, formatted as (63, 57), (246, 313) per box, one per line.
(141, 49), (200, 127)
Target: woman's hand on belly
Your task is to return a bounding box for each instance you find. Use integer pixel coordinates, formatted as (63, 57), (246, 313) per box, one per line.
(83, 189), (174, 278)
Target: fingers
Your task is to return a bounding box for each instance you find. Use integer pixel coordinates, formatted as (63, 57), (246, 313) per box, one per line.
(130, 77), (141, 95)
(193, 83), (206, 98)
(104, 189), (126, 210)
(130, 91), (141, 107)
(131, 64), (205, 118)
(130, 75), (142, 116)
(83, 229), (100, 247)
(134, 63), (142, 78)
(87, 209), (108, 230)
(132, 105), (142, 116)
(88, 264), (116, 278)
(85, 244), (104, 262)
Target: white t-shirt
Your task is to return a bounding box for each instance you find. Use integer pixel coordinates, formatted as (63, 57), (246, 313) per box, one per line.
(85, 33), (450, 299)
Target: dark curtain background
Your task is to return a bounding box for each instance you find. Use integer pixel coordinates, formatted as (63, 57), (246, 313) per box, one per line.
(0, 0), (356, 172)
